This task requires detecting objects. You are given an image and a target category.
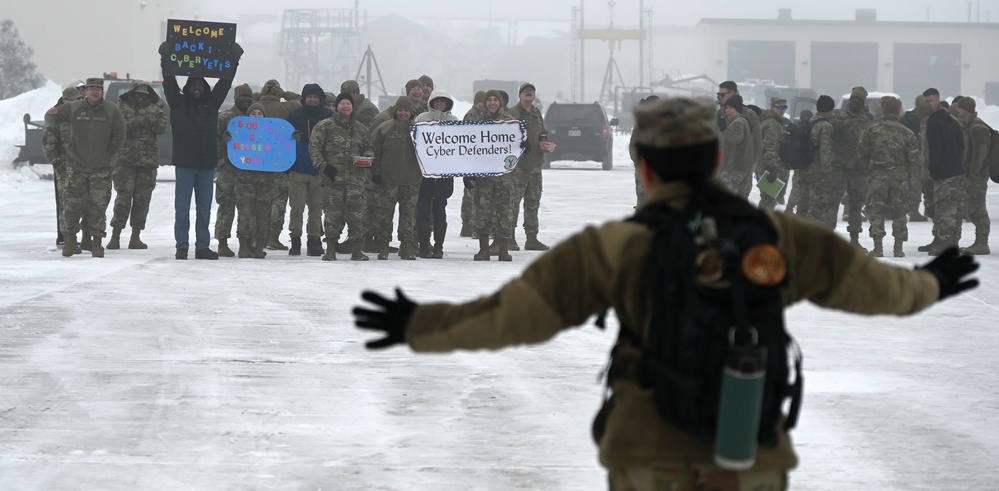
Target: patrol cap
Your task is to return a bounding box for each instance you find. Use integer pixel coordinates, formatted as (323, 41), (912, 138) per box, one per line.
(850, 86), (868, 101)
(881, 96), (902, 117)
(341, 79), (359, 93)
(134, 84), (151, 95)
(85, 78), (104, 89)
(631, 97), (718, 150)
(519, 82), (536, 93)
(61, 87), (82, 101)
(770, 97), (787, 107)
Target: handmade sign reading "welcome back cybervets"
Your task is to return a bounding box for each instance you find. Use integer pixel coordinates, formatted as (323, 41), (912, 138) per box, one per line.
(226, 117), (296, 172)
(163, 19), (238, 78)
(411, 120), (526, 177)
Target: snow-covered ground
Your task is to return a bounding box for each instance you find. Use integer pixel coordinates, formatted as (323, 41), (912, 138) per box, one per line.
(2, 85), (999, 490)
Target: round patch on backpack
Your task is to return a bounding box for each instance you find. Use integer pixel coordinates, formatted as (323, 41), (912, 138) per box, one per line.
(741, 244), (787, 286)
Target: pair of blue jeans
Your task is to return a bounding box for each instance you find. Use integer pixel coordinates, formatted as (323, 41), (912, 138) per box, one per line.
(175, 167), (216, 251)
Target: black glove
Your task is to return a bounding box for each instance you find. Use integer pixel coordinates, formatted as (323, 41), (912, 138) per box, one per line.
(372, 174), (383, 185)
(919, 247), (980, 300)
(322, 165), (337, 182)
(231, 42), (244, 59)
(158, 41), (171, 58)
(463, 176), (476, 190)
(353, 288), (417, 349)
(520, 140), (530, 153)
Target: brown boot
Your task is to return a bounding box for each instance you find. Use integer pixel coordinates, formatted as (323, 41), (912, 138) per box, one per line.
(267, 235), (289, 251)
(497, 238), (512, 262)
(238, 238), (255, 258)
(909, 205), (928, 222)
(106, 227), (122, 250)
(128, 229), (147, 249)
(351, 239), (369, 261)
(431, 219), (447, 259)
(459, 221), (473, 238)
(417, 220), (432, 258)
(218, 239), (236, 257)
(474, 236), (490, 261)
(508, 235), (520, 251)
(322, 239), (337, 261)
(849, 232), (868, 253)
(525, 234), (550, 251)
(79, 234), (93, 252)
(62, 234), (78, 257)
(894, 238), (905, 258)
(869, 236), (883, 257)
(918, 238), (941, 252)
(961, 233), (991, 255)
(90, 236), (105, 258)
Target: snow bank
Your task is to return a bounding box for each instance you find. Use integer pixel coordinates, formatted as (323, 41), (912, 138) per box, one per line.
(0, 81), (62, 176)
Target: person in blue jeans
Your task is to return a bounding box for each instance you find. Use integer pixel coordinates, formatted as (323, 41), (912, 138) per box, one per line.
(158, 41), (243, 259)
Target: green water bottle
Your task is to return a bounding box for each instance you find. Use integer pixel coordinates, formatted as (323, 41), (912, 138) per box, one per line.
(713, 333), (767, 471)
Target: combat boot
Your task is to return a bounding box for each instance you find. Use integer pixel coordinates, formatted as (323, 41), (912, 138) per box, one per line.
(508, 235), (520, 251)
(417, 220), (432, 258)
(894, 238), (905, 258)
(80, 224), (92, 251)
(128, 229), (147, 249)
(377, 243), (390, 260)
(460, 221), (473, 238)
(322, 240), (337, 261)
(917, 237), (941, 252)
(106, 227), (122, 250)
(289, 236), (302, 256)
(869, 237), (883, 258)
(849, 232), (868, 253)
(488, 238), (500, 256)
(474, 237), (491, 261)
(195, 248), (220, 260)
(306, 237), (324, 257)
(525, 234), (550, 251)
(90, 236), (104, 258)
(335, 239), (352, 254)
(909, 205), (928, 222)
(363, 235), (378, 254)
(62, 234), (78, 257)
(267, 235), (288, 251)
(399, 241), (416, 260)
(351, 239), (369, 261)
(238, 238), (256, 258)
(927, 240), (955, 257)
(431, 219), (447, 259)
(217, 239), (236, 257)
(497, 238), (512, 262)
(79, 234), (93, 252)
(961, 233), (991, 255)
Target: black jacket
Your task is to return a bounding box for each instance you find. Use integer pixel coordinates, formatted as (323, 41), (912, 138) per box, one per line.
(162, 73), (233, 169)
(925, 108), (965, 180)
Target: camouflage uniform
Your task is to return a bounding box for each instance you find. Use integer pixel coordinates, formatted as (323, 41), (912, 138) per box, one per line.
(111, 81), (166, 233)
(926, 108), (966, 252)
(756, 109), (785, 211)
(214, 104), (248, 241)
(461, 106), (488, 231)
(959, 113), (991, 251)
(310, 113), (374, 249)
(608, 466), (786, 491)
(53, 92), (126, 240)
(718, 113), (753, 198)
(802, 116), (836, 228)
(257, 86), (302, 245)
(42, 95), (76, 235)
(630, 129), (647, 207)
(369, 98), (422, 258)
(467, 107), (517, 240)
(808, 106), (872, 237)
(858, 111), (919, 242)
(508, 102), (546, 240)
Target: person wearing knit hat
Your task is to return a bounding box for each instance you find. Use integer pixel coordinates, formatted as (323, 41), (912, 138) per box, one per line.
(44, 86), (88, 246)
(953, 96), (992, 255)
(310, 87), (376, 261)
(211, 83), (257, 257)
(352, 95), (979, 489)
(497, 90), (510, 108)
(368, 95), (422, 260)
(920, 87), (967, 255)
(413, 88), (459, 259)
(857, 95), (919, 257)
(227, 102), (274, 258)
(255, 79), (303, 251)
(418, 75), (434, 102)
(403, 79), (425, 110)
(324, 92), (338, 111)
(718, 94), (754, 198)
(464, 91), (487, 121)
(285, 83), (335, 257)
(457, 90), (491, 238)
(797, 95), (837, 228)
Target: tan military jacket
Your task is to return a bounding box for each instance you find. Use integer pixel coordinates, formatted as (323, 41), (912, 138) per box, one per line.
(406, 180), (940, 471)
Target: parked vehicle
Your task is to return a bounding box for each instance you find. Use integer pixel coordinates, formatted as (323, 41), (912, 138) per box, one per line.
(542, 102), (618, 170)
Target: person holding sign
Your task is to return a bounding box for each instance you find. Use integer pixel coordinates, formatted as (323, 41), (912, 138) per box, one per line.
(309, 93), (376, 261)
(413, 90), (459, 259)
(230, 103), (277, 259)
(159, 38), (243, 260)
(369, 96), (422, 260)
(465, 90), (517, 261)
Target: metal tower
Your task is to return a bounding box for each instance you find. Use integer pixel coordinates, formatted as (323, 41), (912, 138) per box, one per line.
(573, 1), (650, 105)
(278, 7), (364, 91)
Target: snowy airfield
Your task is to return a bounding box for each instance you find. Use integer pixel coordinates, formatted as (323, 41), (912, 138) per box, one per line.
(2, 83), (999, 490)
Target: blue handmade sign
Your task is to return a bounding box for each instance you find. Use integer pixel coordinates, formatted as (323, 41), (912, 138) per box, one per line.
(226, 117), (296, 172)
(164, 19), (238, 78)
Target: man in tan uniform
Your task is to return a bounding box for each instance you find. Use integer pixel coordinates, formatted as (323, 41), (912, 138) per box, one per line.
(353, 96), (979, 490)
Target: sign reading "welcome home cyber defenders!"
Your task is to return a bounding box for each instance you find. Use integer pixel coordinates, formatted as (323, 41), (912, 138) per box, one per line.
(164, 19), (238, 78)
(226, 117), (296, 172)
(411, 120), (526, 177)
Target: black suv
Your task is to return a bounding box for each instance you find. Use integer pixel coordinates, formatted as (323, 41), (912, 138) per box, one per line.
(542, 102), (618, 170)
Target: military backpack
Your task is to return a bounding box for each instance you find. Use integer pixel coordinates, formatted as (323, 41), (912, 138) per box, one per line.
(778, 118), (819, 170)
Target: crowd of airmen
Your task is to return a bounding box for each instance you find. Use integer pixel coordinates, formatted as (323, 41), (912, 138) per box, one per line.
(42, 63), (555, 261)
(633, 81), (991, 258)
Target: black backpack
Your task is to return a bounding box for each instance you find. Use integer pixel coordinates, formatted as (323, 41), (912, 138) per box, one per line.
(778, 118), (819, 170)
(614, 185), (803, 447)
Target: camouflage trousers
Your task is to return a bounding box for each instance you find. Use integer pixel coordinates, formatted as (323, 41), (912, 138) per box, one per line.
(931, 176), (963, 244)
(62, 164), (113, 238)
(961, 174), (990, 235)
(909, 162), (924, 209)
(288, 171), (324, 238)
(369, 183), (419, 249)
(235, 170), (275, 246)
(362, 179), (381, 241)
(475, 175), (514, 239)
(461, 188), (476, 224)
(510, 166), (542, 237)
(807, 167), (867, 232)
(608, 465), (787, 491)
(52, 159), (71, 233)
(785, 170), (808, 217)
(214, 162), (238, 240)
(110, 165), (158, 231)
(270, 172), (290, 239)
(717, 170), (752, 199)
(323, 180), (367, 244)
(867, 176), (909, 240)
(635, 163), (647, 207)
